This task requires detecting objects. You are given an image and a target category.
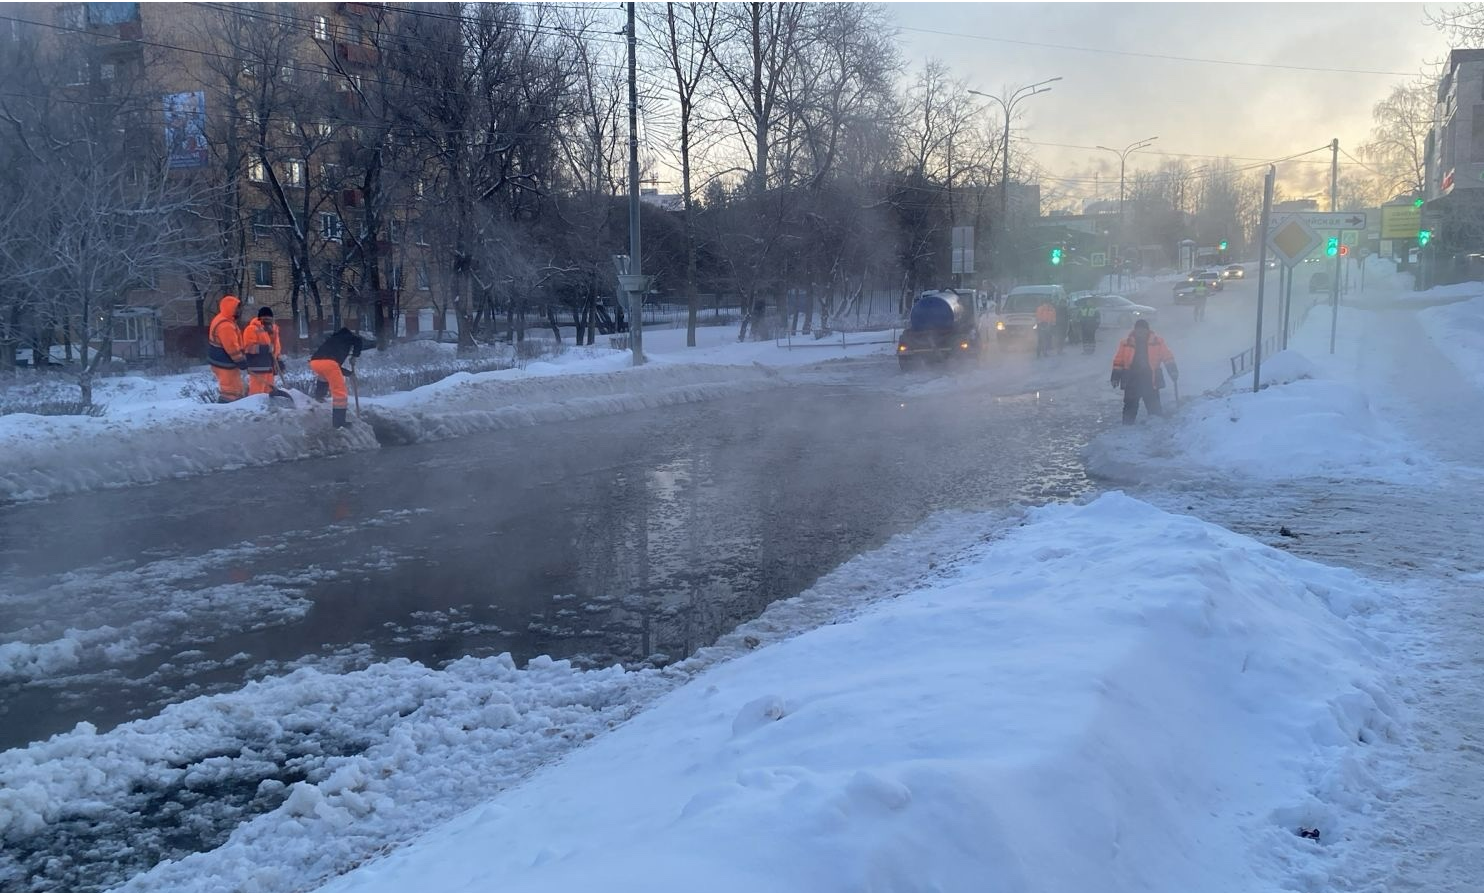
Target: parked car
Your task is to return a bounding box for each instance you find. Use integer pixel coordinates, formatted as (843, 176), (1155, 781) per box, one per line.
(1092, 294), (1158, 329)
(1193, 270), (1224, 292)
(1222, 264), (1245, 279)
(1172, 281), (1209, 305)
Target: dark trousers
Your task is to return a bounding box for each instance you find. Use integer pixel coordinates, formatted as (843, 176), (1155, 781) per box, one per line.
(1122, 380), (1163, 424)
(1081, 321), (1097, 351)
(1036, 325), (1054, 357)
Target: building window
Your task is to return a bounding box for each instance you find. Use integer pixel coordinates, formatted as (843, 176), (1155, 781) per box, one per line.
(416, 264), (430, 291)
(319, 65), (332, 83)
(253, 261), (274, 288)
(347, 22), (363, 44)
(388, 262), (404, 290)
(311, 121), (333, 139)
(320, 161), (340, 183)
(56, 5), (84, 29)
(283, 160), (305, 187)
(387, 219), (401, 243)
(99, 63), (116, 81)
(248, 158), (267, 182)
(283, 119), (298, 137)
(251, 209), (274, 240)
(414, 221), (428, 245)
(321, 212), (344, 241)
(314, 15), (328, 41)
(279, 65), (294, 84)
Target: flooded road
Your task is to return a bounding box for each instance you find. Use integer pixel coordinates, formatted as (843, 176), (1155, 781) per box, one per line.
(1, 354), (1111, 749)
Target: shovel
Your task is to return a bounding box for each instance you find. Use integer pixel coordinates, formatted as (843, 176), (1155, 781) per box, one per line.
(349, 354), (360, 415)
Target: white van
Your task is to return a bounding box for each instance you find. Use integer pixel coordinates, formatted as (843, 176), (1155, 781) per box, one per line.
(995, 285), (1066, 344)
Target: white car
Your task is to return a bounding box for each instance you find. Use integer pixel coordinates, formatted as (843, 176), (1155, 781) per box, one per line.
(1093, 294), (1158, 329)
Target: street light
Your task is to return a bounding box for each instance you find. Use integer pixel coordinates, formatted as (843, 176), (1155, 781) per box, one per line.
(968, 77), (1061, 274)
(1093, 137), (1156, 288)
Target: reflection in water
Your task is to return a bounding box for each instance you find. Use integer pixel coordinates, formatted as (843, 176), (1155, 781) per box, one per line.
(4, 369), (1101, 745)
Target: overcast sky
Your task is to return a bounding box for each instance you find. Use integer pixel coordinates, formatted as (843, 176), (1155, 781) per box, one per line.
(891, 2), (1454, 208)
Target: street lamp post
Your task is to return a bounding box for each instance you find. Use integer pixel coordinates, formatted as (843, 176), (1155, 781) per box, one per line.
(1094, 137), (1157, 289)
(968, 77), (1060, 279)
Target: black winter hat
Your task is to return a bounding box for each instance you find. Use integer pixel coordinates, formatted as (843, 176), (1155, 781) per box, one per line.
(257, 307), (274, 318)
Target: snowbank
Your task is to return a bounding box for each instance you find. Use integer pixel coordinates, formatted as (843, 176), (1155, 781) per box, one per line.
(1086, 348), (1429, 485)
(0, 326), (895, 503)
(1419, 295), (1484, 392)
(311, 493), (1397, 893)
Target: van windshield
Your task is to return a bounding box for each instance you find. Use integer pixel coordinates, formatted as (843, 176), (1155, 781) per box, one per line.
(1004, 293), (1051, 313)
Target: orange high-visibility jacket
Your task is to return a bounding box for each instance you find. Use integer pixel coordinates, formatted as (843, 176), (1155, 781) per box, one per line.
(207, 296), (246, 369)
(1035, 302), (1057, 324)
(242, 317), (282, 373)
(1111, 331), (1177, 389)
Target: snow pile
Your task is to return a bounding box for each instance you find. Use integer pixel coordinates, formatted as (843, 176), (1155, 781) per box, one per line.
(362, 362), (785, 446)
(1086, 349), (1428, 485)
(0, 325), (894, 504)
(311, 493), (1398, 893)
(0, 393), (378, 504)
(1418, 294), (1484, 392)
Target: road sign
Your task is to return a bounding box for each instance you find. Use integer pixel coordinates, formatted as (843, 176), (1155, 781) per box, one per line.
(1266, 216), (1324, 268)
(1091, 252), (1107, 267)
(1270, 211), (1368, 231)
(951, 226), (975, 274)
(1379, 204), (1422, 240)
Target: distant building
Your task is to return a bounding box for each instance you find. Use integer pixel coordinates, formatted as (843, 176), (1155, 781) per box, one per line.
(1423, 49), (1484, 284)
(1005, 182), (1041, 224)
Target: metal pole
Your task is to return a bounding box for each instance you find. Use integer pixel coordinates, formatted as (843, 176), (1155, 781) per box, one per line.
(626, 1), (644, 365)
(1328, 138), (1339, 355)
(1252, 165), (1276, 394)
(1001, 102), (1011, 275)
(1281, 263), (1293, 350)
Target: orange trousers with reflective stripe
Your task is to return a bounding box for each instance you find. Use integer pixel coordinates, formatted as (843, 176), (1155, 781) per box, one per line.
(213, 366), (246, 402)
(247, 371), (277, 396)
(309, 358), (348, 409)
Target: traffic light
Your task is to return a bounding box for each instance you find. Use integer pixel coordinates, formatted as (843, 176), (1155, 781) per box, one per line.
(1219, 240), (1228, 251)
(1050, 247), (1063, 266)
(1414, 198), (1425, 209)
(1418, 229), (1432, 247)
(1338, 245), (1349, 257)
(1325, 237), (1339, 257)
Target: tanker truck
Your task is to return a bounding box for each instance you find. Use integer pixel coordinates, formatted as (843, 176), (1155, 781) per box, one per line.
(896, 289), (987, 371)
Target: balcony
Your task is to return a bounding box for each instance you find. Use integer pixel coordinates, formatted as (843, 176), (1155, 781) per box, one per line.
(335, 41), (379, 68)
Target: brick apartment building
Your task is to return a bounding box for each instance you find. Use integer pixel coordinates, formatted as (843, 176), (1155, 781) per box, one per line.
(9, 2), (449, 356)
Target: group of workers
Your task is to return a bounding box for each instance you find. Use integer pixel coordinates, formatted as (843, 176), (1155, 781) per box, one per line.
(1033, 296), (1105, 359)
(207, 295), (366, 429)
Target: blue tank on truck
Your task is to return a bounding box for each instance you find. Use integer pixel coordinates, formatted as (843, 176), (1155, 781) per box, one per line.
(897, 289), (985, 371)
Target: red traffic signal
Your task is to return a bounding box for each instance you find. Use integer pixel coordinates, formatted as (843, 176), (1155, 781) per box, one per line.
(1338, 245), (1349, 257)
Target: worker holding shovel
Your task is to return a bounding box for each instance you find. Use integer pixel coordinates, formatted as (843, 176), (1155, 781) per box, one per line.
(308, 326), (366, 429)
(242, 307), (290, 399)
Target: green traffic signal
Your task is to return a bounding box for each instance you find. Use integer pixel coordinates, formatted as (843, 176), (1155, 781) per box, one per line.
(1325, 237), (1339, 257)
(1413, 198), (1425, 209)
(1219, 240), (1228, 251)
(1050, 247), (1063, 266)
(1418, 229), (1432, 247)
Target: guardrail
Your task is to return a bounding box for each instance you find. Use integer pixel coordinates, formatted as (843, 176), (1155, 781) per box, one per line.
(1229, 333), (1280, 379)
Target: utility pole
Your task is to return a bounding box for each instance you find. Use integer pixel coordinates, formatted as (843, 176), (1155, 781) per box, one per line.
(625, 1), (644, 365)
(1095, 137), (1157, 291)
(1252, 165), (1275, 394)
(969, 77), (1060, 280)
(1329, 137), (1339, 355)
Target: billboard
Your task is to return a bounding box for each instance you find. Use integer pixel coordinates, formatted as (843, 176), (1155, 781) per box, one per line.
(163, 91), (207, 170)
(1379, 204), (1422, 240)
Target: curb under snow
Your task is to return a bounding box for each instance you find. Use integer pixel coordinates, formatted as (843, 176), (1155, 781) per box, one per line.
(0, 363), (788, 505)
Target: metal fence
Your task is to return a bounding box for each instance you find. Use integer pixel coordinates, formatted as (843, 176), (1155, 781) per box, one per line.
(1228, 333), (1281, 379)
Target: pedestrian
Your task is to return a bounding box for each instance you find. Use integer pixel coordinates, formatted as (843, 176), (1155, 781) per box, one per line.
(1110, 318), (1178, 425)
(1035, 299), (1057, 358)
(1077, 298), (1101, 353)
(206, 294), (247, 403)
(1193, 284), (1208, 322)
(308, 326), (366, 429)
(241, 307), (287, 397)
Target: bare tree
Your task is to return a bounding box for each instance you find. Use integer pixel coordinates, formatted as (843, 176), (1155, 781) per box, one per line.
(1362, 78), (1432, 199)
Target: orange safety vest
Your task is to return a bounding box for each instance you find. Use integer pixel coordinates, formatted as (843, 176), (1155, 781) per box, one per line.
(242, 317), (282, 372)
(207, 296), (246, 369)
(1035, 303), (1057, 324)
(1111, 332), (1176, 389)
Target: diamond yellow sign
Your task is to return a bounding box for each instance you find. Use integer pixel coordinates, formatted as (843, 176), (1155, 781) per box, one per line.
(1266, 217), (1323, 268)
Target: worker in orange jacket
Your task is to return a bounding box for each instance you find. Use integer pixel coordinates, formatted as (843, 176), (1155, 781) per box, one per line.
(1110, 318), (1178, 424)
(206, 295), (247, 402)
(308, 326), (366, 429)
(1034, 300), (1058, 358)
(241, 307), (288, 396)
